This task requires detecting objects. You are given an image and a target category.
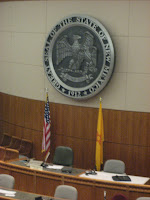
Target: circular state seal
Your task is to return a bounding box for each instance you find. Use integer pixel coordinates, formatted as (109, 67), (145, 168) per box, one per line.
(43, 15), (115, 99)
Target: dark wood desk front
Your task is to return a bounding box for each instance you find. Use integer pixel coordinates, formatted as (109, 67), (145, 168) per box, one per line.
(0, 160), (150, 200)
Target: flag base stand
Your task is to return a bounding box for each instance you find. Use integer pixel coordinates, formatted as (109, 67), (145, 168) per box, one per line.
(41, 162), (48, 167)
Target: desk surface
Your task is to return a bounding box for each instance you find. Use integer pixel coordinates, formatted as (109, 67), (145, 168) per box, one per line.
(10, 159), (150, 185)
(80, 171), (150, 185)
(0, 159), (150, 200)
(10, 159), (84, 176)
(0, 187), (68, 200)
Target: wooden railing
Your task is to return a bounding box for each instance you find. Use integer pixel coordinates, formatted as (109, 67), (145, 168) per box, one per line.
(0, 147), (19, 161)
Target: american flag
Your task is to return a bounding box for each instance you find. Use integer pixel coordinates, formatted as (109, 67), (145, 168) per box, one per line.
(42, 93), (51, 161)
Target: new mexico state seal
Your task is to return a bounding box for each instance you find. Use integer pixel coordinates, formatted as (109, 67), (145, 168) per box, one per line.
(43, 15), (115, 100)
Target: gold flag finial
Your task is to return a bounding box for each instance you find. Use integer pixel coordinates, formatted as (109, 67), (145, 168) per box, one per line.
(100, 97), (102, 102)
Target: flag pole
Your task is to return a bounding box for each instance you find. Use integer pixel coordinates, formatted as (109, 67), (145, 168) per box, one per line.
(41, 88), (50, 167)
(95, 97), (104, 171)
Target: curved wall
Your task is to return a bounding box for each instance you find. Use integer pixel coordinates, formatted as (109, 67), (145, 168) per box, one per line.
(0, 92), (150, 177)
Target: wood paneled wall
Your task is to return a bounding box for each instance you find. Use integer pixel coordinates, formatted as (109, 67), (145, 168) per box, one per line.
(0, 92), (150, 177)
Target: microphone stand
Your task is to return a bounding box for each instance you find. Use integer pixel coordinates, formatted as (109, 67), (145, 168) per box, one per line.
(41, 152), (50, 167)
(41, 161), (48, 167)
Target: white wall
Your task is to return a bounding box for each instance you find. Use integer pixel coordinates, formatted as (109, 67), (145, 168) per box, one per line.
(0, 0), (150, 112)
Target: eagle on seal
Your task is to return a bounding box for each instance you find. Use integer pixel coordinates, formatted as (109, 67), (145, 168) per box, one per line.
(56, 31), (97, 72)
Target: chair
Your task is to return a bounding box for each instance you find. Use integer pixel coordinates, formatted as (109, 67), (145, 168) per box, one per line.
(111, 194), (128, 200)
(6, 136), (22, 150)
(54, 185), (78, 200)
(0, 133), (4, 145)
(18, 138), (32, 158)
(4, 148), (19, 161)
(53, 146), (74, 166)
(0, 133), (12, 147)
(136, 198), (150, 200)
(0, 146), (6, 161)
(0, 174), (15, 189)
(103, 159), (125, 174)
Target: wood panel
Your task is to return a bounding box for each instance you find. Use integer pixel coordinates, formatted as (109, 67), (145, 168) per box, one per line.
(95, 186), (128, 200)
(126, 111), (150, 146)
(50, 103), (98, 140)
(36, 171), (63, 196)
(103, 109), (150, 146)
(0, 162), (36, 192)
(9, 95), (25, 126)
(0, 160), (150, 200)
(103, 109), (128, 144)
(1, 93), (10, 123)
(0, 121), (2, 134)
(61, 135), (96, 169)
(0, 167), (10, 175)
(11, 171), (35, 192)
(2, 121), (24, 138)
(24, 98), (44, 131)
(1, 94), (25, 127)
(104, 142), (150, 177)
(64, 181), (94, 200)
(0, 92), (150, 177)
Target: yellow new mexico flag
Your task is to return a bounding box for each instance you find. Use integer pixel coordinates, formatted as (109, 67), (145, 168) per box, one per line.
(95, 100), (104, 171)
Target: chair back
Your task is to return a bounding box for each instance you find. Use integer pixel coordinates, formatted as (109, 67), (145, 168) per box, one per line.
(0, 146), (6, 161)
(54, 185), (78, 200)
(0, 133), (4, 145)
(111, 194), (128, 200)
(7, 136), (21, 150)
(53, 146), (73, 166)
(19, 139), (32, 157)
(1, 133), (11, 147)
(0, 174), (15, 189)
(104, 159), (125, 174)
